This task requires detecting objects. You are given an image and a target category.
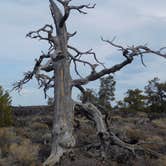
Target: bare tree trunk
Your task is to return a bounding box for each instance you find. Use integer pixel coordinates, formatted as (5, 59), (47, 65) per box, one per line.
(44, 59), (75, 166)
(43, 1), (76, 165)
(13, 1), (166, 165)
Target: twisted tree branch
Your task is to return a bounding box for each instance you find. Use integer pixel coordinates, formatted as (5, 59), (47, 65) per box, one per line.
(68, 45), (105, 78)
(26, 24), (55, 51)
(12, 52), (54, 96)
(56, 0), (95, 27)
(73, 38), (166, 86)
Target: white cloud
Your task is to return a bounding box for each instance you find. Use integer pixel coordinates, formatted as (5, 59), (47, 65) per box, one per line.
(0, 0), (166, 105)
(11, 87), (47, 106)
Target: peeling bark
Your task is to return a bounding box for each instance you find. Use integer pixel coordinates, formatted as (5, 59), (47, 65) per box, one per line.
(44, 59), (75, 166)
(44, 1), (75, 165)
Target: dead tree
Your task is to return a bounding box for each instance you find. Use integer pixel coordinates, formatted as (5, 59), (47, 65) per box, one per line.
(13, 0), (166, 165)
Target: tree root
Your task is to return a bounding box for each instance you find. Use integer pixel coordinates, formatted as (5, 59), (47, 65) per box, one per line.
(43, 133), (75, 166)
(43, 146), (66, 166)
(109, 131), (161, 158)
(44, 102), (161, 165)
(75, 102), (161, 160)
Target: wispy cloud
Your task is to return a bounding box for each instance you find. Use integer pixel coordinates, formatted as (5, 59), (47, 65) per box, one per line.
(0, 0), (166, 105)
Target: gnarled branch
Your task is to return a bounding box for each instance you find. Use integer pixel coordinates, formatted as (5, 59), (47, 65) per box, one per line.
(56, 0), (95, 27)
(72, 58), (133, 86)
(73, 38), (166, 86)
(12, 52), (53, 96)
(102, 37), (166, 61)
(68, 45), (105, 78)
(75, 101), (161, 159)
(26, 24), (59, 52)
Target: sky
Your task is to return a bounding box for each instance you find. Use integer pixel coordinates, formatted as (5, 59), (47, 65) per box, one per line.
(0, 0), (166, 106)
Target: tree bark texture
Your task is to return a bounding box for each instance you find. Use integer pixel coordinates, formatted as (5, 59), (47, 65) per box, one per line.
(44, 59), (75, 166)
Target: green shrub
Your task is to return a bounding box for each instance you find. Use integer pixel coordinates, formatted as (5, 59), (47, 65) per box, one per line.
(0, 85), (13, 127)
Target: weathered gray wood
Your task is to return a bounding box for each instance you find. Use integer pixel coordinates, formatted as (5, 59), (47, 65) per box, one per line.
(12, 1), (166, 165)
(75, 102), (107, 134)
(43, 1), (75, 165)
(44, 59), (75, 166)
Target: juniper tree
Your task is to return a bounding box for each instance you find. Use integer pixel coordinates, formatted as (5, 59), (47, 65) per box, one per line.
(123, 89), (146, 112)
(98, 75), (116, 110)
(13, 0), (166, 165)
(79, 88), (98, 104)
(145, 77), (166, 112)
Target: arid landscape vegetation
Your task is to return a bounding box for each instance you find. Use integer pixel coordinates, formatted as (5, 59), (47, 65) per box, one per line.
(0, 105), (166, 165)
(0, 0), (166, 165)
(0, 76), (166, 165)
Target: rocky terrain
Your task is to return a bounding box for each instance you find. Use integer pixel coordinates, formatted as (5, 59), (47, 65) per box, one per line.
(0, 106), (166, 166)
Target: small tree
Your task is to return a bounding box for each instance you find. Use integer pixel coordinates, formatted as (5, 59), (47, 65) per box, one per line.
(98, 75), (116, 110)
(79, 88), (98, 104)
(145, 77), (166, 112)
(114, 100), (126, 111)
(123, 89), (146, 112)
(0, 86), (12, 127)
(79, 75), (115, 111)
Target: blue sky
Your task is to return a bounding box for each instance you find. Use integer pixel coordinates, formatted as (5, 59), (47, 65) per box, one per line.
(0, 0), (166, 106)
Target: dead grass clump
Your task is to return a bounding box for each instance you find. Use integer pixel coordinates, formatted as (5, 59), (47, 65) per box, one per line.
(136, 112), (148, 118)
(9, 139), (39, 166)
(142, 135), (164, 151)
(31, 122), (49, 130)
(158, 155), (166, 166)
(124, 126), (146, 142)
(15, 127), (30, 138)
(145, 135), (163, 143)
(0, 158), (12, 166)
(152, 118), (166, 129)
(0, 127), (16, 141)
(110, 116), (123, 125)
(0, 127), (17, 156)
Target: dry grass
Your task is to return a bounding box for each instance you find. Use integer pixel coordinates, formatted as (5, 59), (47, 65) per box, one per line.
(111, 115), (123, 121)
(123, 126), (146, 141)
(158, 155), (166, 166)
(9, 139), (39, 166)
(152, 118), (166, 129)
(0, 128), (40, 165)
(31, 122), (49, 130)
(0, 127), (16, 140)
(15, 127), (30, 138)
(145, 135), (163, 143)
(0, 127), (17, 155)
(142, 135), (164, 151)
(136, 112), (148, 118)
